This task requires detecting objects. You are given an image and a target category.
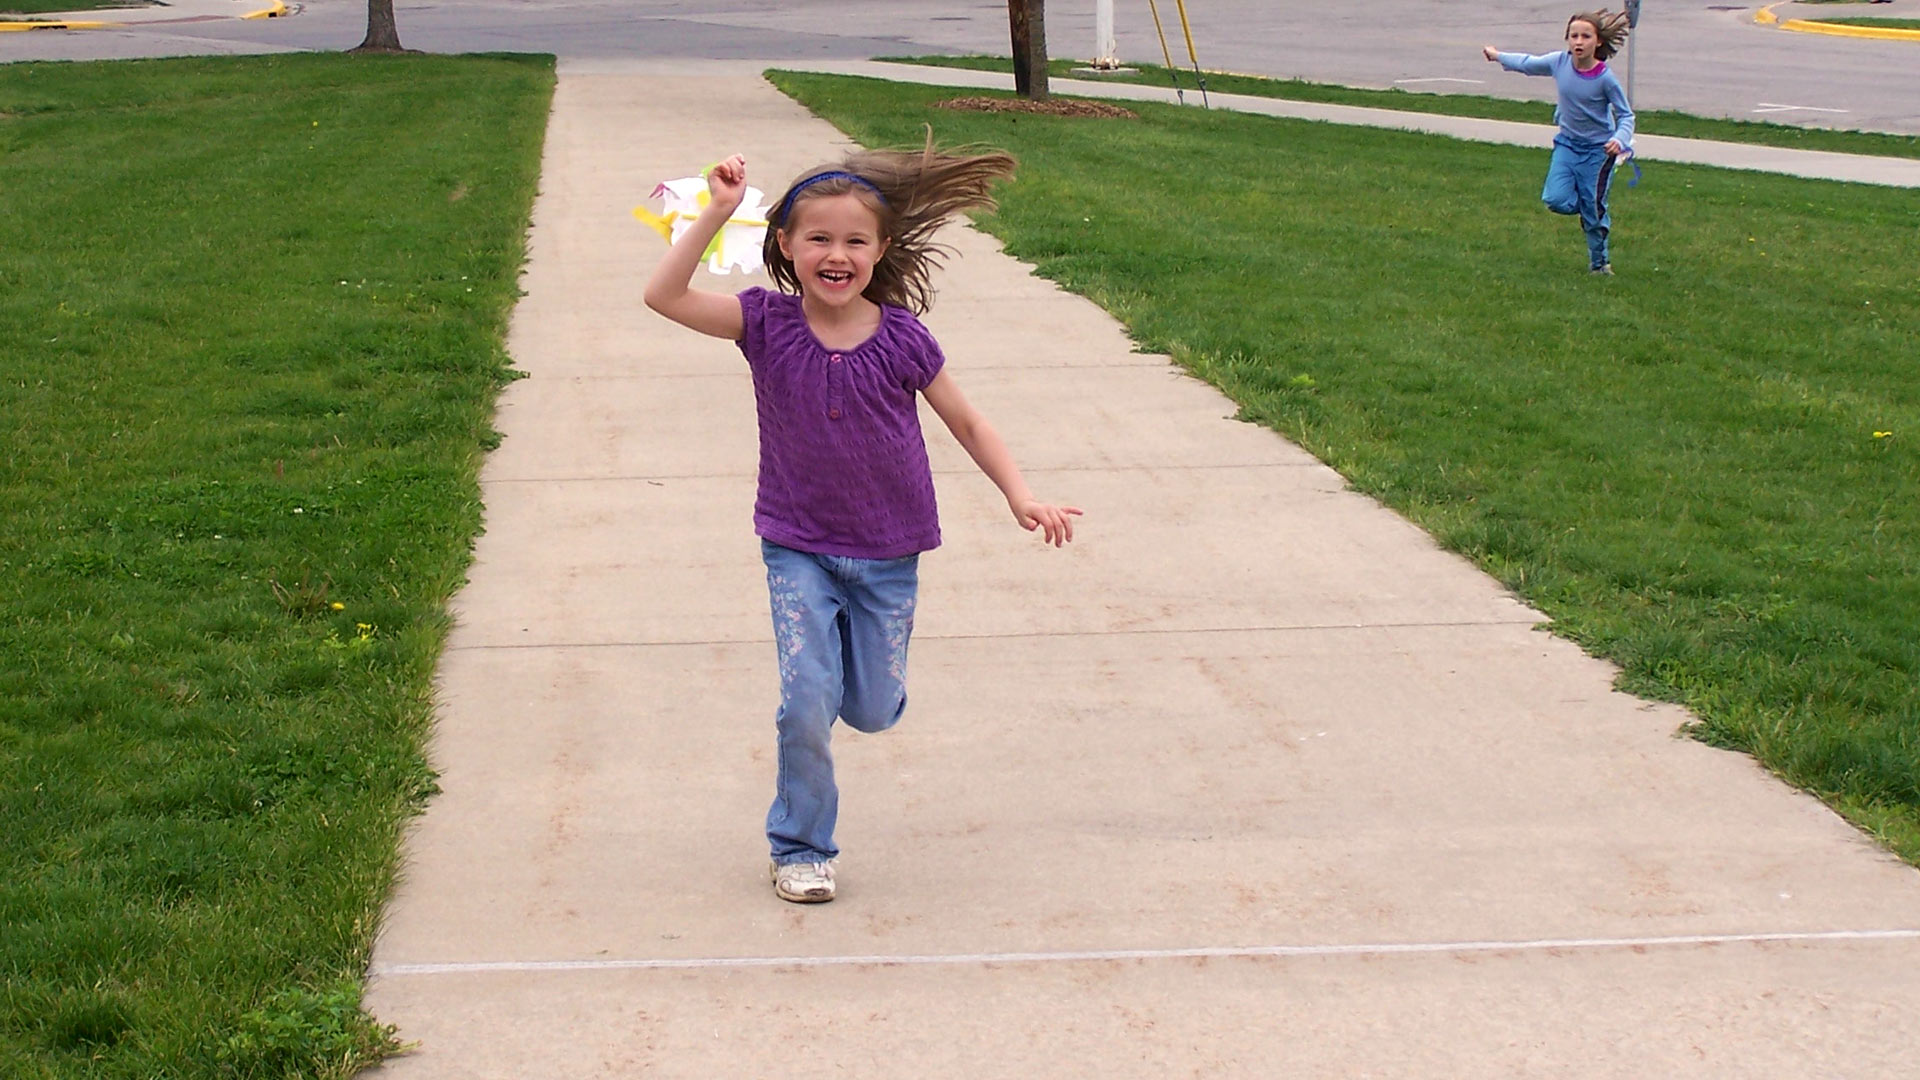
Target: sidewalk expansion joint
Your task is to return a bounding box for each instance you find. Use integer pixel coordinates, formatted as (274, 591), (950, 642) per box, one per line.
(442, 618), (1547, 653)
(370, 928), (1920, 978)
(480, 463), (1328, 486)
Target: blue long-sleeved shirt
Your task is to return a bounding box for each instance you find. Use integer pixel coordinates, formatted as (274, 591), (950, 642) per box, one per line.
(1497, 50), (1635, 147)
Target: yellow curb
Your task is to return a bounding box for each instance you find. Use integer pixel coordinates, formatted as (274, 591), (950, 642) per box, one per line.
(0, 0), (286, 29)
(1780, 17), (1920, 41)
(0, 17), (107, 30)
(1755, 2), (1782, 24)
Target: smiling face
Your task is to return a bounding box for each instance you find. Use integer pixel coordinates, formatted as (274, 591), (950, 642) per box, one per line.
(1565, 17), (1600, 63)
(776, 192), (891, 312)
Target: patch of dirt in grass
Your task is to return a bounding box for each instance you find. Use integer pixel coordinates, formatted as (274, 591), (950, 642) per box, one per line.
(936, 96), (1137, 120)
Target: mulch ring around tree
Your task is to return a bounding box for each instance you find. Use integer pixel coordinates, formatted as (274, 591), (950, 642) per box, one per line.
(935, 96), (1138, 120)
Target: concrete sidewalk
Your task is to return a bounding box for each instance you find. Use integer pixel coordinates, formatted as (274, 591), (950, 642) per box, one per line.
(362, 66), (1920, 1078)
(784, 59), (1920, 189)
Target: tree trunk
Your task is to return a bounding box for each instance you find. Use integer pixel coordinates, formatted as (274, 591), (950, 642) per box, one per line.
(1008, 0), (1049, 100)
(352, 0), (404, 52)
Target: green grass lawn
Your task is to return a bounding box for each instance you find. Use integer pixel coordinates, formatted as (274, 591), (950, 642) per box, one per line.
(880, 55), (1920, 160)
(0, 0), (153, 16)
(769, 71), (1920, 860)
(0, 52), (552, 1078)
(1808, 16), (1920, 28)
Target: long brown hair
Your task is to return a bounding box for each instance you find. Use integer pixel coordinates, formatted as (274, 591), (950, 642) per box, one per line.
(764, 131), (1017, 314)
(1568, 9), (1630, 60)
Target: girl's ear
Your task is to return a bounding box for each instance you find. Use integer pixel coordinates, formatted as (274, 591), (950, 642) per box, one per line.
(775, 228), (794, 260)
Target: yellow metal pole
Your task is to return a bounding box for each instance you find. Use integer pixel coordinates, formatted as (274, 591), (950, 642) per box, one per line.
(1145, 0), (1186, 104)
(1171, 0), (1210, 107)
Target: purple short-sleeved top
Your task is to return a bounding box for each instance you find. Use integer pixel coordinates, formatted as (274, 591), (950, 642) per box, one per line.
(736, 287), (945, 559)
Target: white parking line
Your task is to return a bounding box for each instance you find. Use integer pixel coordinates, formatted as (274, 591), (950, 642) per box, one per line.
(1753, 102), (1850, 114)
(1394, 77), (1486, 85)
(372, 928), (1920, 978)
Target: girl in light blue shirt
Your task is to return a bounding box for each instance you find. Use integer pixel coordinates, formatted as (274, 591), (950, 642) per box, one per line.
(1485, 10), (1635, 274)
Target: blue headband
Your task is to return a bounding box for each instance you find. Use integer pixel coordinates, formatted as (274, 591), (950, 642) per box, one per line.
(775, 171), (887, 222)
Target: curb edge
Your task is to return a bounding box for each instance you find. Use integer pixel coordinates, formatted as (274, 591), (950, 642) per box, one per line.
(1780, 16), (1920, 41)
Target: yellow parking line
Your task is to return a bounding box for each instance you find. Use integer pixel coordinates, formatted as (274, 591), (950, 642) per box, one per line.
(0, 18), (107, 30)
(240, 0), (287, 18)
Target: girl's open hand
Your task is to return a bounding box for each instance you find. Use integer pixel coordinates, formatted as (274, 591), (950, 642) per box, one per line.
(1013, 500), (1083, 547)
(707, 154), (748, 212)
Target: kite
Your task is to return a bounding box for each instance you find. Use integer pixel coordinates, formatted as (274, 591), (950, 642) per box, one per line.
(634, 176), (771, 276)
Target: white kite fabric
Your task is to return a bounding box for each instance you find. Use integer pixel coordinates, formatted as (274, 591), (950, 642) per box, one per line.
(634, 177), (771, 276)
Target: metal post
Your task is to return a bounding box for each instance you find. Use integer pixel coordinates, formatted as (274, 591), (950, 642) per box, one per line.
(1094, 0), (1118, 69)
(1625, 0), (1642, 107)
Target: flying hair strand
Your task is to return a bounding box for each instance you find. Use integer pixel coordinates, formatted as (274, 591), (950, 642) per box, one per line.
(765, 128), (1017, 314)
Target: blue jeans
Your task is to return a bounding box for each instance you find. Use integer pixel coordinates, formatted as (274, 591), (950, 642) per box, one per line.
(761, 540), (919, 865)
(1542, 134), (1618, 269)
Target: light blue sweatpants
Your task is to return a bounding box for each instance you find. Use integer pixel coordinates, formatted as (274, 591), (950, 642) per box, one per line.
(1541, 134), (1619, 270)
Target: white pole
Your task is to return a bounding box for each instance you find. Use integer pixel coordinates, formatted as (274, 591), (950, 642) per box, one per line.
(1094, 0), (1118, 68)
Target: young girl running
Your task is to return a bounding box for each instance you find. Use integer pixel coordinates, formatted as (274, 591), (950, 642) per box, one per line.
(1484, 9), (1635, 274)
(643, 144), (1081, 904)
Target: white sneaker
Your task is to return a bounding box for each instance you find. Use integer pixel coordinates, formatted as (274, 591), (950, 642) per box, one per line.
(771, 859), (836, 903)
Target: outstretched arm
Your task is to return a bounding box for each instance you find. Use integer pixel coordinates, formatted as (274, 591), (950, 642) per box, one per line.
(642, 154), (749, 341)
(922, 371), (1082, 547)
(1483, 46), (1554, 75)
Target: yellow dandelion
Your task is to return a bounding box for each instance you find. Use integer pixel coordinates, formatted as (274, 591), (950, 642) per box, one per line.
(330, 602), (345, 611)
